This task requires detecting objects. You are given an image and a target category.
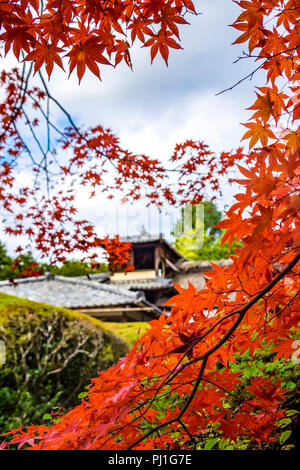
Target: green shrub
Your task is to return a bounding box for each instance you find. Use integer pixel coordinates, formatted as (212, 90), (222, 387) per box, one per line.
(0, 293), (128, 433)
(134, 335), (299, 450)
(193, 344), (299, 451)
(47, 259), (109, 277)
(105, 322), (149, 347)
(224, 342), (299, 450)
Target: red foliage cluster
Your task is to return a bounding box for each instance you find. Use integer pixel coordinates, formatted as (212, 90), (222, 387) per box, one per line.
(0, 0), (196, 82)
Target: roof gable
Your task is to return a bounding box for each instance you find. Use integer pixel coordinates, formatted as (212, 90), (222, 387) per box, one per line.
(121, 235), (186, 263)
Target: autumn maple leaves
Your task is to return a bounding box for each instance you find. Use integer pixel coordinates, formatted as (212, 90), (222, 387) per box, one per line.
(0, 1), (195, 83)
(0, 0), (299, 450)
(232, 0), (300, 151)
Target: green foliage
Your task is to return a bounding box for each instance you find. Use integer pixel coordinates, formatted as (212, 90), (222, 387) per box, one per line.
(201, 201), (223, 236)
(136, 334), (299, 450)
(0, 242), (109, 281)
(173, 201), (240, 260)
(175, 201), (222, 235)
(47, 259), (109, 277)
(0, 243), (12, 280)
(177, 232), (240, 261)
(0, 243), (41, 280)
(105, 322), (149, 347)
(0, 293), (128, 433)
(199, 343), (299, 450)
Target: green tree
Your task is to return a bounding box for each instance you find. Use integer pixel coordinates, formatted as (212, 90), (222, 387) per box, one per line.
(201, 201), (222, 237)
(0, 243), (109, 280)
(48, 260), (109, 277)
(174, 201), (239, 261)
(0, 243), (13, 281)
(0, 244), (43, 280)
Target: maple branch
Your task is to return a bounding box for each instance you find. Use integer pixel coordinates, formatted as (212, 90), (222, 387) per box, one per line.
(197, 250), (300, 360)
(25, 92), (66, 138)
(12, 122), (38, 166)
(0, 62), (33, 139)
(233, 45), (300, 63)
(148, 251), (300, 395)
(38, 71), (124, 176)
(267, 288), (300, 322)
(126, 250), (299, 449)
(38, 72), (82, 138)
(217, 44), (300, 96)
(36, 72), (230, 191)
(178, 419), (197, 446)
(216, 62), (265, 96)
(127, 357), (208, 449)
(201, 377), (257, 411)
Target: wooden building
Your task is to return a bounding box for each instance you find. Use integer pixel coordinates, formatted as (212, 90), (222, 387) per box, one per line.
(109, 234), (185, 311)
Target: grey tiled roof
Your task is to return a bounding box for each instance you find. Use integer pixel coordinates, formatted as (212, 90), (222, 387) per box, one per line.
(120, 234), (162, 244)
(176, 259), (233, 273)
(76, 272), (110, 282)
(0, 274), (148, 309)
(110, 277), (174, 291)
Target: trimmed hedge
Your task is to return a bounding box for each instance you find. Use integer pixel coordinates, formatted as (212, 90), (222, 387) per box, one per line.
(0, 293), (128, 433)
(105, 322), (149, 347)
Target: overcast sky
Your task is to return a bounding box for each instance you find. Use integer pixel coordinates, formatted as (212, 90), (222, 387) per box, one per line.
(48, 0), (264, 154)
(2, 0), (266, 257)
